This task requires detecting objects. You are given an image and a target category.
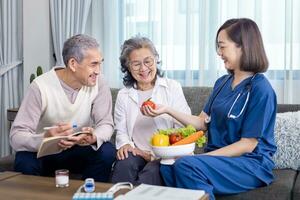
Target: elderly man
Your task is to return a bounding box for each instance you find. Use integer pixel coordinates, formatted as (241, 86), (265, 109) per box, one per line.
(10, 34), (116, 182)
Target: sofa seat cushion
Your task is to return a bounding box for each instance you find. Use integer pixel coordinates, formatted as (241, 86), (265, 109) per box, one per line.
(293, 172), (300, 200)
(216, 169), (297, 200)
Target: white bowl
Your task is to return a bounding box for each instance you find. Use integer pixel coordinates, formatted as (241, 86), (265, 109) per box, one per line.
(152, 143), (195, 165)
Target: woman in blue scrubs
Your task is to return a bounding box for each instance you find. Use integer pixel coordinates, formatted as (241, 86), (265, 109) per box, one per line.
(141, 18), (277, 200)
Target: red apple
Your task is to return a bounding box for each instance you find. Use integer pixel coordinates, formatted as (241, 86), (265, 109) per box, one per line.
(141, 98), (156, 109)
(169, 133), (183, 145)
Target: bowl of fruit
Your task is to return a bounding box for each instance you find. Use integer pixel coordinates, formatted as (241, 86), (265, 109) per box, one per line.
(151, 125), (206, 165)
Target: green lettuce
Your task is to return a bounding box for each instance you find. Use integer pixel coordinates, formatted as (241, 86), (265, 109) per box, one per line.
(155, 124), (206, 147)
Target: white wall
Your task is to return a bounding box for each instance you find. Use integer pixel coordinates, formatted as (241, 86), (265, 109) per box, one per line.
(23, 0), (54, 92)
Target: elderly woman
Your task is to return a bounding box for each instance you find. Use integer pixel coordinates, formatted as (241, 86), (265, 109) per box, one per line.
(111, 36), (191, 185)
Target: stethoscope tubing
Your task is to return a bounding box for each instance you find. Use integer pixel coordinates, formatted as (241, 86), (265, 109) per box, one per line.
(227, 89), (250, 119)
(205, 74), (256, 123)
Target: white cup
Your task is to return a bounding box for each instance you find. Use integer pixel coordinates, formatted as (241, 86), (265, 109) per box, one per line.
(55, 169), (69, 187)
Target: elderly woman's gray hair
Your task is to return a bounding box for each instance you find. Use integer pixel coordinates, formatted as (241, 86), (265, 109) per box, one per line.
(120, 36), (160, 68)
(62, 34), (99, 66)
(120, 36), (163, 88)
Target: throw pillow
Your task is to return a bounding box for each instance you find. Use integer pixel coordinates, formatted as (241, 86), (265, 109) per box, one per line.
(272, 111), (300, 170)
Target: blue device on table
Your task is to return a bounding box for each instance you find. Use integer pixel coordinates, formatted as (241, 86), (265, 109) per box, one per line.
(84, 178), (95, 193)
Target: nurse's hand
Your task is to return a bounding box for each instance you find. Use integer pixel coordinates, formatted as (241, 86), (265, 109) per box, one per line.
(141, 104), (169, 117)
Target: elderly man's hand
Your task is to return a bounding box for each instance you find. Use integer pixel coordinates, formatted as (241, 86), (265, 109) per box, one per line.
(44, 122), (73, 138)
(44, 123), (76, 150)
(76, 127), (96, 146)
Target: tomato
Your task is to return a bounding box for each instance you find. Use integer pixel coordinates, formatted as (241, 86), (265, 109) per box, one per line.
(142, 98), (156, 109)
(169, 133), (183, 144)
(151, 134), (169, 146)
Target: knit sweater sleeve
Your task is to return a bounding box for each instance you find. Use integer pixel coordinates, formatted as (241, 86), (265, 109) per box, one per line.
(90, 76), (114, 150)
(9, 82), (44, 152)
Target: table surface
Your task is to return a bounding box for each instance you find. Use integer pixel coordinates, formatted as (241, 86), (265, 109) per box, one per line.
(0, 171), (20, 181)
(0, 172), (115, 200)
(0, 172), (209, 200)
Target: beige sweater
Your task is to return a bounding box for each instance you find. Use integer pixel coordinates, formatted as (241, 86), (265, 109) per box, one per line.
(10, 67), (114, 152)
(35, 68), (98, 135)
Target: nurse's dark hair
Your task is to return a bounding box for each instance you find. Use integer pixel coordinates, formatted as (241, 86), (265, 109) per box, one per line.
(120, 35), (163, 88)
(215, 18), (269, 73)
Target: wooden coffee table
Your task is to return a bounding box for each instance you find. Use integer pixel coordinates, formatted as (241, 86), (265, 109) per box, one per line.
(0, 172), (115, 200)
(0, 171), (20, 181)
(0, 172), (209, 200)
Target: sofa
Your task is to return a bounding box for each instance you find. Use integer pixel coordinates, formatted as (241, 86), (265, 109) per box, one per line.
(1, 87), (299, 200)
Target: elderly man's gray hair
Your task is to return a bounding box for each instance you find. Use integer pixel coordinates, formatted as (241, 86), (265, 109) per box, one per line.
(62, 34), (99, 66)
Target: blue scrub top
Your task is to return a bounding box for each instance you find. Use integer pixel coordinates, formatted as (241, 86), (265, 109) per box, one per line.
(203, 74), (277, 161)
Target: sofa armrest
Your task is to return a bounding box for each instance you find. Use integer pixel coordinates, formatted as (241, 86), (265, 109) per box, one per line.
(277, 104), (300, 113)
(0, 154), (15, 172)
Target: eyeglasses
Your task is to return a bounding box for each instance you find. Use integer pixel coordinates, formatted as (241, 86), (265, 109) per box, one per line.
(129, 57), (155, 71)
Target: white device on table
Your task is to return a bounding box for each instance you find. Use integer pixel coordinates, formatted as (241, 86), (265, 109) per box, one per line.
(72, 180), (133, 200)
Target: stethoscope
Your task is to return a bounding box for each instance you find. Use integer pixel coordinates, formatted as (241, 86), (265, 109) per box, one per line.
(205, 74), (257, 124)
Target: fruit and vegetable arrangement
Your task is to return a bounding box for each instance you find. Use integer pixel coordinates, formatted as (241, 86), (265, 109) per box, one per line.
(151, 125), (206, 147)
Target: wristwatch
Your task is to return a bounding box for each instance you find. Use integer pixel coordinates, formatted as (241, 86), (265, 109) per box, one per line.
(204, 116), (211, 124)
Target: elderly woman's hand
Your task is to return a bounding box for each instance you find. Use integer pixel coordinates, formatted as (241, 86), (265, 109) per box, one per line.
(132, 148), (152, 162)
(117, 144), (135, 160)
(140, 104), (168, 117)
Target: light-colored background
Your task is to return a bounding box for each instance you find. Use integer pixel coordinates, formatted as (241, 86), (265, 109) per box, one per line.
(1, 0), (299, 157)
